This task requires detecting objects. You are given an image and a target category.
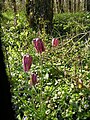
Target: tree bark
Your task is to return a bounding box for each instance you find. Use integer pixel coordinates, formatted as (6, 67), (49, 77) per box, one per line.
(73, 0), (76, 12)
(12, 0), (17, 26)
(87, 0), (90, 11)
(42, 0), (54, 34)
(0, 2), (16, 120)
(84, 0), (87, 11)
(69, 0), (71, 12)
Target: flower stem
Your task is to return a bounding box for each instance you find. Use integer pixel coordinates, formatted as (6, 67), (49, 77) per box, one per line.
(39, 53), (43, 119)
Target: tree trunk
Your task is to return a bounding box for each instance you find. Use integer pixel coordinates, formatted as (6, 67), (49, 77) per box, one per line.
(61, 0), (64, 13)
(74, 0), (76, 12)
(69, 0), (71, 12)
(78, 0), (80, 11)
(58, 0), (61, 13)
(84, 0), (87, 11)
(63, 0), (66, 12)
(71, 0), (74, 12)
(26, 0), (35, 28)
(12, 0), (17, 26)
(56, 0), (59, 13)
(81, 0), (85, 11)
(53, 0), (56, 13)
(0, 1), (16, 119)
(87, 0), (90, 11)
(42, 0), (54, 34)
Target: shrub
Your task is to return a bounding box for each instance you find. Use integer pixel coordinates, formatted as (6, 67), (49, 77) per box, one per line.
(53, 12), (90, 37)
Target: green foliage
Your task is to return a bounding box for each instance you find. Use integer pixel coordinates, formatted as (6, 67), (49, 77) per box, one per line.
(53, 12), (90, 37)
(1, 10), (90, 120)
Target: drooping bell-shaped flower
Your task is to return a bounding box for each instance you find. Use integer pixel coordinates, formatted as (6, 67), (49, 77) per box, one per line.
(33, 38), (45, 54)
(22, 54), (32, 72)
(30, 73), (38, 86)
(52, 38), (59, 47)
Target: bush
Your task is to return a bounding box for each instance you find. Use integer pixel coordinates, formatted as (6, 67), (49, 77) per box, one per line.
(53, 12), (90, 37)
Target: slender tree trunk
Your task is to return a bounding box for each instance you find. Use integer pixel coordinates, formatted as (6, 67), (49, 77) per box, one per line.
(54, 0), (58, 13)
(66, 0), (69, 12)
(87, 0), (90, 11)
(73, 0), (76, 12)
(84, 0), (87, 11)
(58, 0), (62, 13)
(61, 0), (64, 13)
(53, 0), (55, 13)
(56, 0), (59, 13)
(81, 0), (85, 11)
(80, 0), (84, 11)
(69, 0), (71, 12)
(78, 0), (80, 11)
(71, 0), (74, 12)
(63, 0), (68, 12)
(12, 0), (17, 26)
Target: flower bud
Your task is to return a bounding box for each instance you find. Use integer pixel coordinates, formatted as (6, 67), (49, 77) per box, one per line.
(78, 79), (83, 89)
(22, 54), (32, 72)
(52, 38), (59, 47)
(30, 73), (37, 86)
(33, 38), (45, 54)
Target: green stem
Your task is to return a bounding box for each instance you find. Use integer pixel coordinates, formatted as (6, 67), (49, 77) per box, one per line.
(39, 53), (43, 119)
(31, 87), (37, 120)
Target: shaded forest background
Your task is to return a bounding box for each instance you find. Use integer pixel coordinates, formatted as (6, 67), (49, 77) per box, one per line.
(2, 0), (90, 33)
